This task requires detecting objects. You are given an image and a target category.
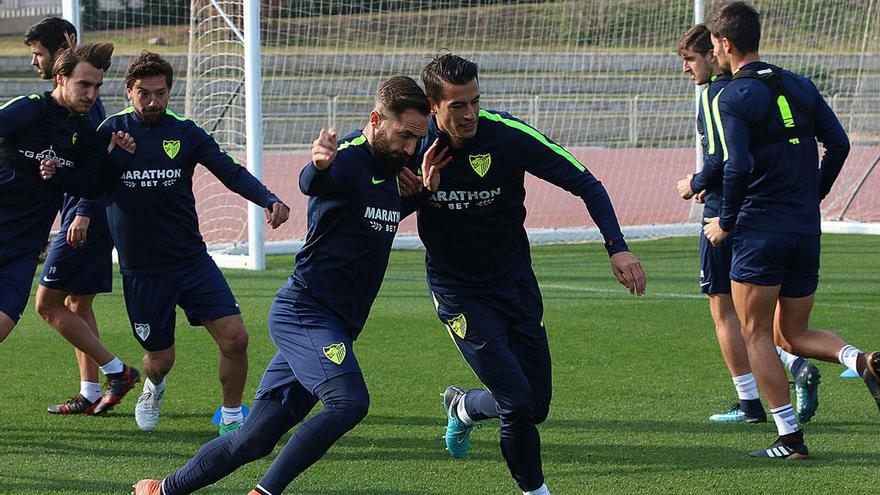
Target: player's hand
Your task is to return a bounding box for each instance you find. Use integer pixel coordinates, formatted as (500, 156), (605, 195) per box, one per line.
(703, 217), (728, 246)
(66, 215), (90, 248)
(398, 167), (421, 197)
(422, 138), (452, 192)
(676, 174), (695, 199)
(40, 158), (59, 180)
(108, 131), (136, 154)
(610, 251), (646, 296)
(693, 189), (706, 204)
(265, 201), (290, 229)
(312, 128), (337, 170)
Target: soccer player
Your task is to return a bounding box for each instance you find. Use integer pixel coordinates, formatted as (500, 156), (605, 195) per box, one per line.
(132, 75), (439, 495)
(413, 54), (645, 495)
(0, 40), (141, 414)
(703, 1), (880, 458)
(43, 51), (289, 435)
(25, 17), (124, 416)
(675, 24), (822, 424)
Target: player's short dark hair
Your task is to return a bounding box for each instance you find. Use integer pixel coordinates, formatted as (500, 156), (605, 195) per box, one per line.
(25, 16), (77, 54)
(677, 24), (713, 56)
(706, 1), (761, 54)
(125, 51), (174, 89)
(421, 53), (479, 102)
(52, 41), (114, 83)
(375, 75), (430, 118)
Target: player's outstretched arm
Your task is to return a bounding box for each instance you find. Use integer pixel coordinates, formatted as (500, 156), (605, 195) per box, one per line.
(610, 251), (646, 296)
(300, 128), (344, 197)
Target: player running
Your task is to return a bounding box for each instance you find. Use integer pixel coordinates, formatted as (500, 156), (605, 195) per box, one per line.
(42, 51), (289, 435)
(132, 75), (442, 495)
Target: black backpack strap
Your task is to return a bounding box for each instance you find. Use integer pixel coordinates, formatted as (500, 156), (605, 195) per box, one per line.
(733, 66), (815, 150)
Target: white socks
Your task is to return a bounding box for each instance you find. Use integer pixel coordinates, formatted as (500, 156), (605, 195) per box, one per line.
(770, 404), (799, 435)
(457, 395), (473, 426)
(732, 373), (760, 400)
(221, 405), (244, 425)
(80, 381), (101, 403)
(98, 357), (124, 375)
(838, 345), (862, 374)
(775, 346), (801, 373)
(145, 377), (166, 395)
(524, 484), (551, 495)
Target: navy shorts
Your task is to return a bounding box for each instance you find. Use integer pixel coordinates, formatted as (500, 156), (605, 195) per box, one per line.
(257, 286), (361, 397)
(38, 217), (113, 295)
(731, 228), (820, 298)
(699, 229), (732, 295)
(0, 249), (39, 323)
(430, 272), (551, 419)
(122, 256), (241, 351)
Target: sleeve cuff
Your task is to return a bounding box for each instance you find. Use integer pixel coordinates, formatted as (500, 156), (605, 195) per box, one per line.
(605, 238), (629, 257)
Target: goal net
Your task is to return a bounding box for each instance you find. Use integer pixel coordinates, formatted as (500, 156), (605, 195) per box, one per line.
(16, 0), (877, 266)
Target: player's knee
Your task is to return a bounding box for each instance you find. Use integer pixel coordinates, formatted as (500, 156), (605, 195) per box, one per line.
(320, 377), (370, 429)
(34, 293), (63, 322)
(231, 431), (276, 461)
(498, 396), (535, 424)
(144, 352), (174, 377)
(533, 400), (550, 425)
(328, 392), (370, 429)
(218, 329), (249, 357)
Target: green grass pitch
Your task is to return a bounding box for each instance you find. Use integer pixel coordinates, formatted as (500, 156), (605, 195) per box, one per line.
(0, 234), (877, 494)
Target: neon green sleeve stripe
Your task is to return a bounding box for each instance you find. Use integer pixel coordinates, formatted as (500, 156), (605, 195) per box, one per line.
(700, 88), (716, 155)
(776, 95), (800, 144)
(165, 108), (188, 121)
(711, 88), (729, 161)
(98, 106), (135, 129)
(479, 109), (585, 172)
(337, 134), (367, 151)
(0, 93), (40, 111)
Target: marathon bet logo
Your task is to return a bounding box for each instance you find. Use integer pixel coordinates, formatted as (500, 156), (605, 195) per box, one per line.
(121, 168), (183, 187)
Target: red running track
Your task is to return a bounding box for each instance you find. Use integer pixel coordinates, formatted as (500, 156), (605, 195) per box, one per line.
(193, 146), (880, 244)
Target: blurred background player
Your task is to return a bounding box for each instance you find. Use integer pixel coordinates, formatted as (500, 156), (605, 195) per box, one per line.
(44, 51), (289, 435)
(703, 1), (880, 458)
(132, 75), (441, 495)
(1, 40), (140, 414)
(675, 23), (821, 424)
(24, 16), (125, 416)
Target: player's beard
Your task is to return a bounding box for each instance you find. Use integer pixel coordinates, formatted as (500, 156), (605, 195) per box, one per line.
(140, 105), (165, 124)
(371, 129), (411, 177)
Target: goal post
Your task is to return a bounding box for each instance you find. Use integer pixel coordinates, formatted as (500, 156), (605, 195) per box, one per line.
(46, 0), (880, 270)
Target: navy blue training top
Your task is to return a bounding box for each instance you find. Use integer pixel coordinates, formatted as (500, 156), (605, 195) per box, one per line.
(714, 61), (849, 234)
(54, 106), (281, 275)
(0, 92), (96, 258)
(287, 131), (415, 339)
(414, 109), (628, 295)
(60, 97), (107, 231)
(690, 75), (730, 220)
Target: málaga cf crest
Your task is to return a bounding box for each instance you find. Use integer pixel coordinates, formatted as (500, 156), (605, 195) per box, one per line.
(447, 314), (467, 339)
(163, 140), (181, 159)
(468, 153), (491, 177)
(323, 343), (346, 365)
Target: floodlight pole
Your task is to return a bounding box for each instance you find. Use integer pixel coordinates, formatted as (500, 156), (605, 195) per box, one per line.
(62, 0), (81, 40)
(244, 0), (265, 270)
(688, 0), (706, 223)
